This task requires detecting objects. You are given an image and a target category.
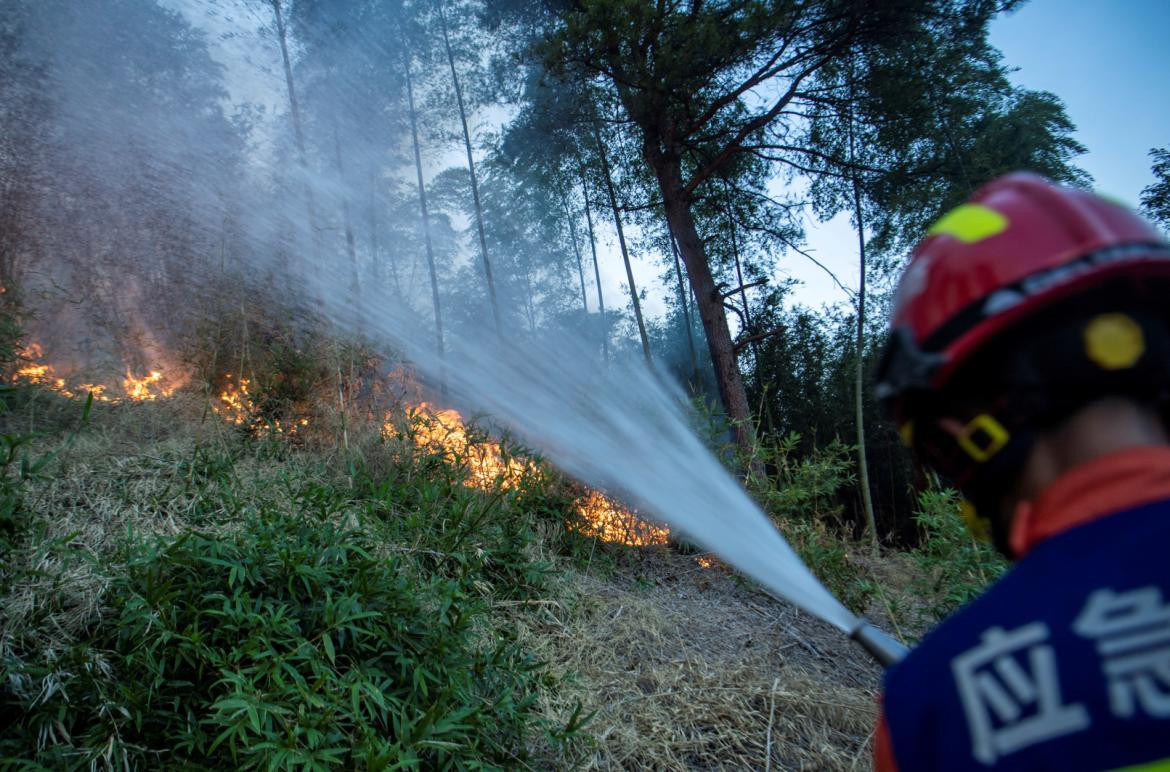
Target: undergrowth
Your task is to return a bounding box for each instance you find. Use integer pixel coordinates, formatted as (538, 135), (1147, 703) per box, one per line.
(910, 488), (1007, 620)
(0, 371), (590, 769)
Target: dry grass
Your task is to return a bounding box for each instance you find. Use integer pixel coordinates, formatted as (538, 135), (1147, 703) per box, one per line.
(516, 549), (883, 770)
(0, 394), (337, 663)
(1, 397), (203, 653)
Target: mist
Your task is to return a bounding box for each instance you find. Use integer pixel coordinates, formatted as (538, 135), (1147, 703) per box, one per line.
(0, 0), (855, 631)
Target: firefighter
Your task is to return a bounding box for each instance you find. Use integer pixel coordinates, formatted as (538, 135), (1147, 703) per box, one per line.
(871, 172), (1170, 770)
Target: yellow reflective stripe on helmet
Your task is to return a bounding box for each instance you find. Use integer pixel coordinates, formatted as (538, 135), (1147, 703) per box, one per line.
(927, 204), (1009, 244)
(955, 414), (1010, 463)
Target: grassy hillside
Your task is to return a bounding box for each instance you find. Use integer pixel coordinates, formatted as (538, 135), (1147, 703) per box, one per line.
(0, 356), (1001, 769)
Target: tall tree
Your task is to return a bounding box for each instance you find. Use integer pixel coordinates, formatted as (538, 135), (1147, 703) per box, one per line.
(845, 56), (878, 549)
(669, 232), (699, 386)
(267, 0), (320, 270)
(798, 6), (1086, 537)
(513, 0), (930, 460)
(403, 33), (445, 362)
(580, 165), (610, 363)
(595, 126), (651, 364)
(559, 188), (590, 315)
(804, 6), (1088, 259)
(436, 0), (501, 337)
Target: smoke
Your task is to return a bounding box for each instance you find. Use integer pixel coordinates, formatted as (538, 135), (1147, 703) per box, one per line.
(0, 0), (857, 631)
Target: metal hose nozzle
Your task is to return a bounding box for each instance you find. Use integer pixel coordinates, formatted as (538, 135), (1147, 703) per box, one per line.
(850, 621), (909, 668)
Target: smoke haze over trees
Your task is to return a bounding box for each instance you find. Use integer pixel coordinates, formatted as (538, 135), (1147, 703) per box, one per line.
(0, 0), (1090, 543)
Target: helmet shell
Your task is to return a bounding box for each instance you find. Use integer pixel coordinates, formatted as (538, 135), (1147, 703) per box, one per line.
(879, 172), (1170, 405)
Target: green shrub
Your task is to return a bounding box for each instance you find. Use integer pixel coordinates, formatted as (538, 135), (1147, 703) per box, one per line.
(749, 434), (876, 612)
(348, 448), (558, 603)
(1, 507), (548, 769)
(912, 488), (1007, 619)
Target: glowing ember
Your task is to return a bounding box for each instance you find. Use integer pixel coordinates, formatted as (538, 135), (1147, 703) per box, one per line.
(215, 374), (252, 425)
(573, 490), (670, 546)
(76, 384), (110, 401)
(212, 374), (308, 435)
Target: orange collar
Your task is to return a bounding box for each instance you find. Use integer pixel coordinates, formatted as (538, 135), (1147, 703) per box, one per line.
(1009, 445), (1170, 557)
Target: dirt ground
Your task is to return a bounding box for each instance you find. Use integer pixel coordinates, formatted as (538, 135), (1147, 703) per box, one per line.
(518, 546), (886, 770)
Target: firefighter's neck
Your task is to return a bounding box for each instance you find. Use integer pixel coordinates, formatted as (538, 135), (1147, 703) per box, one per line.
(1006, 397), (1168, 513)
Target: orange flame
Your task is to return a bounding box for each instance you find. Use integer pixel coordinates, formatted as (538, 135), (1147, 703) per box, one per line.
(13, 343), (53, 385)
(11, 343), (174, 402)
(404, 402), (535, 490)
(572, 490), (669, 547)
(212, 374), (308, 435)
(122, 370), (173, 401)
(395, 403), (668, 547)
(13, 345), (675, 549)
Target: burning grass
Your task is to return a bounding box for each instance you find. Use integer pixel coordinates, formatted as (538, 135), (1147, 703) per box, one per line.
(397, 402), (669, 548)
(10, 341), (665, 545)
(13, 342), (178, 402)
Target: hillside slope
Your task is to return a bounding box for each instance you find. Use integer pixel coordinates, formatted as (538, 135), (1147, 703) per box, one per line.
(0, 391), (891, 769)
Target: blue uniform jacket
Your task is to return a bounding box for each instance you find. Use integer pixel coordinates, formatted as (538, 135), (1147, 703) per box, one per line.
(883, 498), (1170, 771)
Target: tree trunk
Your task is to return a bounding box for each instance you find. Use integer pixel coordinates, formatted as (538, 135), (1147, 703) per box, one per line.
(332, 121), (360, 315)
(269, 0), (319, 269)
(852, 175), (878, 549)
(368, 170), (399, 295)
(595, 128), (651, 364)
(579, 165), (609, 364)
(725, 193), (778, 439)
(437, 0), (501, 338)
(848, 62), (879, 549)
(559, 187), (589, 315)
(367, 171), (381, 285)
(522, 252), (537, 333)
(669, 230), (699, 386)
(725, 196), (756, 357)
(654, 155), (757, 464)
(403, 39), (444, 362)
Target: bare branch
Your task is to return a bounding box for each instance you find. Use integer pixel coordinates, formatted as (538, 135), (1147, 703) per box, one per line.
(734, 326), (786, 354)
(722, 300), (746, 328)
(720, 277), (769, 299)
(747, 223), (856, 300)
(682, 57), (831, 195)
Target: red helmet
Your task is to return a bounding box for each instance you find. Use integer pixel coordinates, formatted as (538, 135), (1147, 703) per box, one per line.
(877, 172), (1170, 414)
(876, 173), (1170, 550)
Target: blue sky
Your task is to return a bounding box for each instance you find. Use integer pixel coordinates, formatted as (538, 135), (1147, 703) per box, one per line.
(789, 0), (1170, 309)
(989, 0), (1170, 205)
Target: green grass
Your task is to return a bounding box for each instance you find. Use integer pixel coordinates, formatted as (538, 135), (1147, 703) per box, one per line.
(0, 388), (588, 770)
